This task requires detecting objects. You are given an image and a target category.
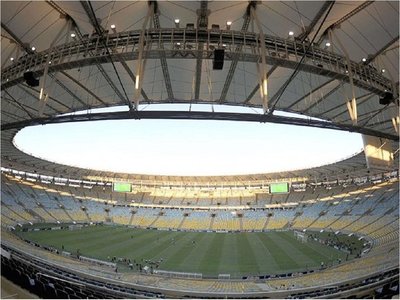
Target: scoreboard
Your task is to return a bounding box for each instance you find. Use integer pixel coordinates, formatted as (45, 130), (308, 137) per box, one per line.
(112, 182), (132, 193)
(269, 182), (289, 194)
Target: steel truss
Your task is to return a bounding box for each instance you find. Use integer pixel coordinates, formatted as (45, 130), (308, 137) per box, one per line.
(2, 28), (395, 98)
(1, 110), (398, 141)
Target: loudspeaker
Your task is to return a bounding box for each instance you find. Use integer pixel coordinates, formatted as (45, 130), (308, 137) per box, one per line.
(24, 71), (39, 87)
(213, 49), (225, 70)
(379, 92), (393, 105)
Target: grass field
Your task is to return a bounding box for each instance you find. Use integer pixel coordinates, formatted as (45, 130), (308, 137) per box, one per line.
(17, 225), (354, 277)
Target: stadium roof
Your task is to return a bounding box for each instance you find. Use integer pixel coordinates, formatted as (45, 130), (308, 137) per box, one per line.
(1, 1), (399, 181)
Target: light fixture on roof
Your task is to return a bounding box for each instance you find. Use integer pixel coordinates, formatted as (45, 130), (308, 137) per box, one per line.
(288, 31), (294, 36)
(381, 68), (385, 73)
(226, 21), (232, 30)
(110, 24), (116, 29)
(10, 57), (14, 61)
(362, 57), (367, 62)
(70, 33), (76, 38)
(174, 19), (180, 28)
(31, 46), (36, 51)
(325, 42), (331, 47)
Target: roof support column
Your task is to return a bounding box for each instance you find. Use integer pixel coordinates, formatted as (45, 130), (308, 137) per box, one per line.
(152, 1), (174, 100)
(133, 1), (154, 109)
(39, 18), (72, 116)
(250, 4), (268, 113)
(329, 29), (357, 125)
(193, 1), (209, 101)
(219, 2), (255, 103)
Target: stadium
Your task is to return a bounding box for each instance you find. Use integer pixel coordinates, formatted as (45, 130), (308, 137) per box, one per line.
(1, 0), (399, 299)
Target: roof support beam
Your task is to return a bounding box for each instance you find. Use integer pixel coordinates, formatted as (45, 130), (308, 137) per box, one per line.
(1, 21), (84, 116)
(152, 1), (174, 100)
(60, 71), (108, 107)
(244, 66), (277, 104)
(219, 1), (255, 103)
(330, 29), (357, 124)
(194, 1), (209, 100)
(268, 1), (335, 114)
(23, 84), (70, 110)
(39, 20), (72, 116)
(360, 107), (390, 127)
(1, 22), (30, 72)
(1, 109), (25, 122)
(318, 1), (374, 44)
(50, 74), (90, 109)
(302, 83), (342, 114)
(45, 0), (69, 17)
(326, 92), (375, 120)
(48, 0), (142, 107)
(2, 110), (398, 141)
(246, 1), (335, 110)
(250, 3), (269, 112)
(3, 90), (35, 119)
(80, 0), (134, 111)
(132, 1), (154, 108)
(297, 1), (334, 42)
(286, 78), (336, 110)
(18, 85), (62, 114)
(1, 22), (29, 51)
(366, 35), (399, 64)
(119, 62), (149, 102)
(108, 22), (150, 103)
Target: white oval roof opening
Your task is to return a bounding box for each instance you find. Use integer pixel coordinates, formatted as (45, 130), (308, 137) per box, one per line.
(14, 112), (363, 176)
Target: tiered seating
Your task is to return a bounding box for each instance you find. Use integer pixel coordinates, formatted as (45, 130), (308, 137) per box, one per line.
(107, 206), (129, 224)
(212, 211), (241, 231)
(1, 206), (26, 224)
(69, 210), (88, 222)
(151, 209), (182, 229)
(1, 184), (38, 222)
(292, 202), (325, 228)
(1, 175), (398, 239)
(242, 210), (266, 230)
(266, 209), (295, 230)
(181, 211), (212, 230)
(85, 201), (107, 222)
(130, 208), (161, 227)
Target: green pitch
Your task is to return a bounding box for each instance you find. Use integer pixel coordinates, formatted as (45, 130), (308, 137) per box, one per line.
(16, 225), (356, 277)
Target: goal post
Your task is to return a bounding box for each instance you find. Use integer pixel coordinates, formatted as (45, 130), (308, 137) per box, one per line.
(294, 230), (308, 243)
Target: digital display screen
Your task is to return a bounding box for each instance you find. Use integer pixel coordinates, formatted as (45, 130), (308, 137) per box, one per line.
(113, 182), (132, 193)
(269, 182), (289, 193)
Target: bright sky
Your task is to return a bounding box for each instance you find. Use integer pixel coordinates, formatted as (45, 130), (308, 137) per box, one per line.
(14, 105), (363, 176)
